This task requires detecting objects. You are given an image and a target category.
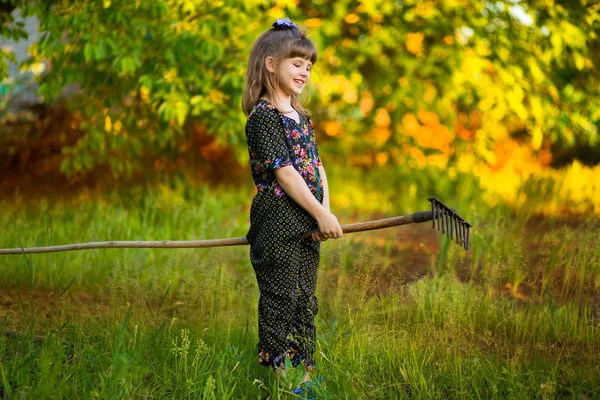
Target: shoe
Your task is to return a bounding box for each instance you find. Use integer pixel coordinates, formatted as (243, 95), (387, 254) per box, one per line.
(292, 376), (327, 399)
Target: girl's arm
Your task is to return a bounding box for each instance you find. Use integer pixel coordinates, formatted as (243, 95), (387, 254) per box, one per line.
(275, 165), (343, 240)
(318, 164), (330, 212)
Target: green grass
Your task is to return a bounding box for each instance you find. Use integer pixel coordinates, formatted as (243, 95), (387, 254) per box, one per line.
(0, 173), (598, 399)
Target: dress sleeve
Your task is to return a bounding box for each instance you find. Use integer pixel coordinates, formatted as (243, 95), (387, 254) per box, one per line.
(246, 107), (292, 171)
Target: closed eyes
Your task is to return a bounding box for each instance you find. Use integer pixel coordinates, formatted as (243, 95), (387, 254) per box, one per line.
(292, 59), (312, 70)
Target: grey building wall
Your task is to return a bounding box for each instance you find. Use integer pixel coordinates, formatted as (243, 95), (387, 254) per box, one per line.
(0, 8), (44, 112)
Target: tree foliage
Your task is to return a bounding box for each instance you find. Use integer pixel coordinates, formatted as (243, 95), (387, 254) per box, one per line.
(17, 0), (261, 175)
(1, 0), (599, 177)
(296, 0), (599, 168)
(0, 0), (31, 78)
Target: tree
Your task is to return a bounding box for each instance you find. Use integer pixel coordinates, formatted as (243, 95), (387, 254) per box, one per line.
(1, 0), (599, 178)
(291, 0), (599, 168)
(16, 0), (266, 175)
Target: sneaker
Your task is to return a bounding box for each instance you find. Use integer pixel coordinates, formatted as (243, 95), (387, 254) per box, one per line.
(292, 376), (328, 399)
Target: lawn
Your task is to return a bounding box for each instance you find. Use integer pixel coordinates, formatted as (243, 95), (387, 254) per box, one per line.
(0, 172), (598, 399)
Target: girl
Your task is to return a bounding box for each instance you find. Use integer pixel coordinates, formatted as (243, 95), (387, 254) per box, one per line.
(242, 17), (343, 383)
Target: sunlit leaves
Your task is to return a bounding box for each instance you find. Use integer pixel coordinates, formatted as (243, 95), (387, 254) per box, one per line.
(405, 32), (425, 56)
(1, 0), (598, 181)
(10, 0), (255, 176)
(299, 0), (600, 174)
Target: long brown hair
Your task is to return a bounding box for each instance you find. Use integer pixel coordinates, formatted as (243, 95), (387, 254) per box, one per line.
(242, 24), (318, 117)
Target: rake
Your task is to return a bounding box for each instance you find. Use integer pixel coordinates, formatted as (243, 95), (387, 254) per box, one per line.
(0, 197), (471, 255)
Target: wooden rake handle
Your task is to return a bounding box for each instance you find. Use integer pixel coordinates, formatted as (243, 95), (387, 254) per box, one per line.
(0, 211), (433, 255)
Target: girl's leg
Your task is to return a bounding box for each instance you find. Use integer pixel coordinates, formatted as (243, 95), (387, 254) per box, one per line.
(289, 239), (320, 370)
(252, 240), (301, 368)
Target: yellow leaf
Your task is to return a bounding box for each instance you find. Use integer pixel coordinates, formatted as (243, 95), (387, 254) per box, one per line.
(104, 116), (112, 133)
(415, 2), (437, 18)
(405, 32), (424, 56)
(372, 127), (391, 145)
(417, 110), (439, 126)
(573, 52), (585, 70)
(375, 108), (391, 127)
(323, 121), (342, 137)
(528, 59), (545, 83)
(550, 33), (563, 57)
(375, 152), (389, 165)
(341, 39), (353, 48)
(164, 68), (178, 83)
(506, 87), (527, 120)
(402, 113), (420, 136)
(398, 76), (409, 87)
(305, 18), (322, 28)
(359, 92), (374, 115)
(475, 41), (491, 57)
(426, 154), (448, 168)
(113, 120), (122, 134)
(268, 6), (285, 19)
(560, 21), (586, 48)
(409, 147), (427, 167)
(342, 85), (358, 104)
(530, 95), (543, 121)
(344, 13), (360, 24)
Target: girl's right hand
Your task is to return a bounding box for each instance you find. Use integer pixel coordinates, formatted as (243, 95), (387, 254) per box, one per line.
(313, 211), (343, 241)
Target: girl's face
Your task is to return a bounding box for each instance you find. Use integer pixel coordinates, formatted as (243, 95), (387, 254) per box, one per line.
(274, 57), (312, 98)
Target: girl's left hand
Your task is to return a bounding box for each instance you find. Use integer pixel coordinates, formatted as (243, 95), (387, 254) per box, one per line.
(311, 231), (329, 242)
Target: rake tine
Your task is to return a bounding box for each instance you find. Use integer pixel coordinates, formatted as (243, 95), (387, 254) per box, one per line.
(449, 212), (452, 236)
(445, 210), (450, 238)
(454, 214), (459, 244)
(459, 221), (464, 247)
(431, 200), (436, 230)
(441, 209), (445, 234)
(453, 214), (457, 241)
(454, 215), (460, 244)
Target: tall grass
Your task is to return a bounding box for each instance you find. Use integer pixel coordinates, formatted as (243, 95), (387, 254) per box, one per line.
(0, 174), (598, 398)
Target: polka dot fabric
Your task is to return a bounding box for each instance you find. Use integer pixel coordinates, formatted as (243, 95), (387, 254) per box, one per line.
(245, 99), (323, 370)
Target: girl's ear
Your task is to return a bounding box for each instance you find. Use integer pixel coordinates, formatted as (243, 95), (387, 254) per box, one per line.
(265, 56), (276, 73)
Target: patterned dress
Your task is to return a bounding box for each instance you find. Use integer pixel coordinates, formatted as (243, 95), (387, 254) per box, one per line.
(245, 99), (323, 370)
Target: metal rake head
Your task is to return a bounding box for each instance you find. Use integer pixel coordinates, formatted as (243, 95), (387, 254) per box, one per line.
(428, 197), (472, 250)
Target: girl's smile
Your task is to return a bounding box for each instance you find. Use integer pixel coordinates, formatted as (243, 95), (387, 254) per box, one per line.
(277, 57), (312, 97)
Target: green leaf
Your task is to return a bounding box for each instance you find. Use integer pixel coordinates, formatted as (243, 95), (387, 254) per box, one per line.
(120, 56), (137, 74)
(84, 42), (94, 62)
(94, 40), (107, 61)
(82, 153), (94, 170)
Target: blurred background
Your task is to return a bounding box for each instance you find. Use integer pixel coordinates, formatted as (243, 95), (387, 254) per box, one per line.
(1, 2), (599, 398)
(1, 0), (598, 216)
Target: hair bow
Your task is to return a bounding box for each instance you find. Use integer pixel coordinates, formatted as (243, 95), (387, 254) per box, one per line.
(272, 18), (298, 30)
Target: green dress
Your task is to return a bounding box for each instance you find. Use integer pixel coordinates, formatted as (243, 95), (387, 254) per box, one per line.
(245, 99), (323, 370)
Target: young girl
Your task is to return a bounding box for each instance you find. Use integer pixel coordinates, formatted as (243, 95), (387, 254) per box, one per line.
(242, 17), (343, 381)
